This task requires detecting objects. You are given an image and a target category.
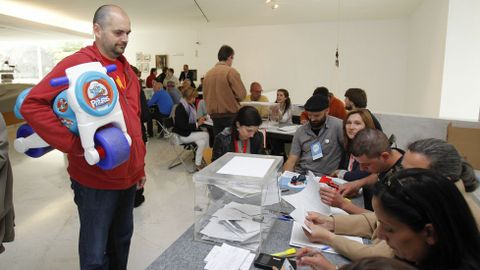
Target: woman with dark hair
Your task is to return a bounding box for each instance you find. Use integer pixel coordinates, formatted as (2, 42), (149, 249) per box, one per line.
(273, 89), (292, 124)
(212, 106), (265, 161)
(172, 86), (209, 171)
(269, 89), (292, 158)
(373, 168), (480, 270)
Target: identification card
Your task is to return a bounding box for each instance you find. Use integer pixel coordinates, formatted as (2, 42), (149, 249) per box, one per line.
(311, 141), (323, 160)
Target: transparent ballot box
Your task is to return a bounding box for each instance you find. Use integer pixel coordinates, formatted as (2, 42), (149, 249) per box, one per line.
(193, 152), (283, 251)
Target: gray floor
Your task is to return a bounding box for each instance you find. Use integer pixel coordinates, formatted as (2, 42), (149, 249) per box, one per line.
(1, 125), (195, 270)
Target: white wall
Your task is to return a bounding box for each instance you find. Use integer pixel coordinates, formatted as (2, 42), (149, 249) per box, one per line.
(440, 0), (480, 121)
(406, 0), (449, 117)
(126, 19), (410, 114)
(125, 28), (201, 81)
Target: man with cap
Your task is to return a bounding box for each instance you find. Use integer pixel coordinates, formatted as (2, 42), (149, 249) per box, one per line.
(284, 94), (344, 175)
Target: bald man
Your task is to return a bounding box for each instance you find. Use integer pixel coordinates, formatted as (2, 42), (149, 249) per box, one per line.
(20, 5), (146, 269)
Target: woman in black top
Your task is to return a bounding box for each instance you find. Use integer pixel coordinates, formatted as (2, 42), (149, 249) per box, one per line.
(172, 87), (209, 170)
(212, 106), (265, 161)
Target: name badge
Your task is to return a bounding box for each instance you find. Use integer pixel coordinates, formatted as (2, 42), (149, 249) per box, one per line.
(311, 141), (323, 160)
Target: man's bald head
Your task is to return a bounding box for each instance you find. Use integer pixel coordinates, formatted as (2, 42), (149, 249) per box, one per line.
(92, 5), (131, 60)
(93, 5), (127, 27)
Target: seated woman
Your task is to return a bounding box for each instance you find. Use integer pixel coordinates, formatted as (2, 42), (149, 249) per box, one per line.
(268, 89), (292, 158)
(303, 138), (480, 261)
(172, 87), (209, 171)
(272, 89), (292, 124)
(212, 106), (265, 161)
(319, 109), (379, 214)
(296, 169), (480, 270)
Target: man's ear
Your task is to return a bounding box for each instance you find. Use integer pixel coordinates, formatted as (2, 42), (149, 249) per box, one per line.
(423, 223), (437, 246)
(93, 23), (102, 38)
(380, 151), (390, 161)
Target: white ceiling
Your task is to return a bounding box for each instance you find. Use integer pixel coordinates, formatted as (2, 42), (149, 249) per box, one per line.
(0, 0), (423, 40)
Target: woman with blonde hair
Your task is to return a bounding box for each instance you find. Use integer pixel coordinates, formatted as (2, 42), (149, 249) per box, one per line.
(172, 86), (209, 171)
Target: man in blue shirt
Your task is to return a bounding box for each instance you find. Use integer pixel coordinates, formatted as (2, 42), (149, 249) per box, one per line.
(147, 80), (174, 137)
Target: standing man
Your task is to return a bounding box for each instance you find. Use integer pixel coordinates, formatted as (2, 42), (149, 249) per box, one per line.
(20, 5), (146, 269)
(145, 67), (157, 88)
(0, 114), (14, 254)
(179, 64), (196, 88)
(243, 82), (269, 118)
(203, 45), (247, 137)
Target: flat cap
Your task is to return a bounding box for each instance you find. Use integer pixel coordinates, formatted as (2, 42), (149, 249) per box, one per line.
(304, 94), (329, 112)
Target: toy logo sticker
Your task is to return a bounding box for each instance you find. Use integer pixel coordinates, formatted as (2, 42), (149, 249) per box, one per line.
(83, 79), (114, 111)
(56, 98), (69, 113)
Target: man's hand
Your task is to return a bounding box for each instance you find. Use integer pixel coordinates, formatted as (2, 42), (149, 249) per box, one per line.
(137, 176), (146, 190)
(320, 186), (347, 209)
(339, 180), (362, 197)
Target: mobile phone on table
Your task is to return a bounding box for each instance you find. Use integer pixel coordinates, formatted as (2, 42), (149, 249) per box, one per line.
(253, 253), (296, 269)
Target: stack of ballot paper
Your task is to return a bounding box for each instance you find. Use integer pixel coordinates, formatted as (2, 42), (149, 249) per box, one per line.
(204, 243), (255, 270)
(282, 171), (363, 253)
(200, 202), (262, 249)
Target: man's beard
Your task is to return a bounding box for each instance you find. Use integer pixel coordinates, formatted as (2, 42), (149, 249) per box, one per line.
(310, 116), (326, 130)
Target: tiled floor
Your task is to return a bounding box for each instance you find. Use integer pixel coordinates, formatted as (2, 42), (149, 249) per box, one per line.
(1, 125), (196, 270)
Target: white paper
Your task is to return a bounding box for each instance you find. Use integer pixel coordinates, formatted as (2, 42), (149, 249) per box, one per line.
(282, 171), (332, 216)
(239, 253), (255, 270)
(217, 156), (275, 178)
(204, 245), (221, 263)
(263, 177), (281, 206)
(204, 243), (253, 270)
(289, 222), (364, 254)
(214, 183), (261, 198)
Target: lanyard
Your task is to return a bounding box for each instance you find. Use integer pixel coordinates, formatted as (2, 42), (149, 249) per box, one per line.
(234, 138), (248, 153)
(348, 154), (355, 171)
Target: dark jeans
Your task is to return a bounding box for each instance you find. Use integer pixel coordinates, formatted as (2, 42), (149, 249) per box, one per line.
(268, 137), (288, 161)
(147, 111), (170, 137)
(212, 116), (235, 138)
(71, 179), (136, 270)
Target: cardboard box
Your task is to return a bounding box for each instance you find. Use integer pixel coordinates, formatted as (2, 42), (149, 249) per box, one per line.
(447, 123), (480, 170)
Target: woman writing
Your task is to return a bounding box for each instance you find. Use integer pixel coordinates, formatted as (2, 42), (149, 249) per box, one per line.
(212, 106), (265, 161)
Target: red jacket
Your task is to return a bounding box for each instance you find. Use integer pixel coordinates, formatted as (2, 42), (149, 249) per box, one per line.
(21, 43), (146, 190)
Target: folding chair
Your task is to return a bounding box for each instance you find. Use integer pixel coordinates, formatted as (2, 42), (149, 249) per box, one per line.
(168, 133), (198, 173)
(155, 117), (173, 138)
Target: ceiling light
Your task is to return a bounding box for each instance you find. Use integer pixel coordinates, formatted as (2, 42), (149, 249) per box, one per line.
(265, 0), (272, 3)
(0, 0), (91, 34)
(272, 4), (279, 9)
